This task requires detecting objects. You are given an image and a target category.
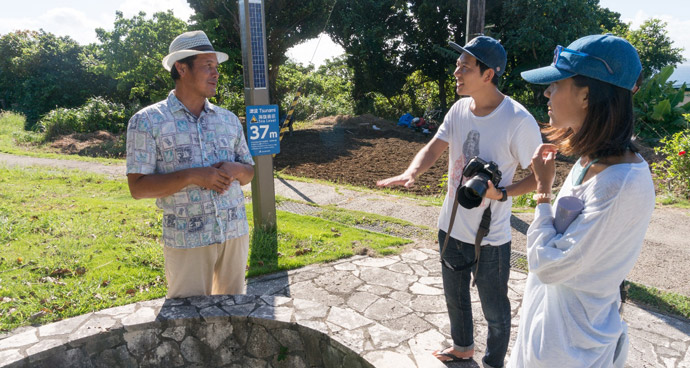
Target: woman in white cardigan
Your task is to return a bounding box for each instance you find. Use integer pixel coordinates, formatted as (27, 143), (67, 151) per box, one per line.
(503, 34), (655, 367)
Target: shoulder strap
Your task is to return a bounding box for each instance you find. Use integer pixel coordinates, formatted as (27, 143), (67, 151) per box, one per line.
(471, 206), (492, 285)
(574, 158), (599, 186)
(440, 190), (492, 286)
(440, 189), (461, 260)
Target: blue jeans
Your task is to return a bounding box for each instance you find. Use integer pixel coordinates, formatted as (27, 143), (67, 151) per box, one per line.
(438, 230), (511, 368)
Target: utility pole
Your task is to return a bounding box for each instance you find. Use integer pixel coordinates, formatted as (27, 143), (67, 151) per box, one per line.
(466, 0), (485, 44)
(239, 0), (277, 232)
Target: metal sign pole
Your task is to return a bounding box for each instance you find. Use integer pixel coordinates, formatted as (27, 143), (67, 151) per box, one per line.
(239, 0), (277, 231)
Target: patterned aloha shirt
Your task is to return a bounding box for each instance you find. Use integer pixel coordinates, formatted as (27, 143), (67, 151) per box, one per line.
(126, 91), (254, 249)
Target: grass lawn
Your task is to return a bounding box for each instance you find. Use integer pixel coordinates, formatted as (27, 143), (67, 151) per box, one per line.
(0, 165), (409, 332)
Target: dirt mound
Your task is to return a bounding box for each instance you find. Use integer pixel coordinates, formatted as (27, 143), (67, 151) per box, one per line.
(49, 131), (124, 158)
(43, 115), (662, 198)
(276, 115), (565, 196)
(309, 114), (393, 130)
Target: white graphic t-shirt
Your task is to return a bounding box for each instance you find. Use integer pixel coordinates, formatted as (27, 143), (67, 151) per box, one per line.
(434, 96), (542, 245)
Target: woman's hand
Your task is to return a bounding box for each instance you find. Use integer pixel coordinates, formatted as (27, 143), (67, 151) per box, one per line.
(531, 144), (558, 192)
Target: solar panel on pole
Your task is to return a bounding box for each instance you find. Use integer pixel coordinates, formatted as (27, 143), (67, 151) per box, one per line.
(239, 0), (277, 231)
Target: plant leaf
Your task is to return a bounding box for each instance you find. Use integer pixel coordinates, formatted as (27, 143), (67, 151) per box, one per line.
(652, 100), (672, 120)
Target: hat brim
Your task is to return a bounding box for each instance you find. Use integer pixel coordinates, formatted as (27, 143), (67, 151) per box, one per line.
(162, 50), (229, 71)
(521, 65), (575, 85)
(449, 41), (481, 63)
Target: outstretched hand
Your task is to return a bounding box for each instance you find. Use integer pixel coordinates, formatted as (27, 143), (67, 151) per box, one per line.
(377, 173), (416, 188)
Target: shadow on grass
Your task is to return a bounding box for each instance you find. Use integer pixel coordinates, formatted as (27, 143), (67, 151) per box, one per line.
(625, 280), (690, 328)
(246, 227), (292, 298)
(248, 227), (279, 278)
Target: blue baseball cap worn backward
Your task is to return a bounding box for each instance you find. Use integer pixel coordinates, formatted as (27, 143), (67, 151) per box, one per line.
(521, 34), (642, 91)
(449, 36), (507, 77)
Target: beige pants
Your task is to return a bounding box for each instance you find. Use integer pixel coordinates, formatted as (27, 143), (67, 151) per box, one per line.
(163, 235), (249, 299)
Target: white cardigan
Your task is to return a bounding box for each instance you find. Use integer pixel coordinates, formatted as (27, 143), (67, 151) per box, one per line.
(509, 157), (655, 368)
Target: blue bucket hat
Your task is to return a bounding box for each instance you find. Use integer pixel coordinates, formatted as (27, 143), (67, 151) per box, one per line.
(449, 36), (507, 77)
(521, 34), (641, 91)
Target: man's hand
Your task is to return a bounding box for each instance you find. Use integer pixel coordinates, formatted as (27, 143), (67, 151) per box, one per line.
(377, 172), (416, 188)
(128, 166), (232, 200)
(194, 167), (233, 194)
(484, 181), (502, 200)
(376, 137), (448, 190)
(212, 161), (254, 186)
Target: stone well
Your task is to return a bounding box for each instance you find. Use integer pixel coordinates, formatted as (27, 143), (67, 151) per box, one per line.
(0, 295), (373, 368)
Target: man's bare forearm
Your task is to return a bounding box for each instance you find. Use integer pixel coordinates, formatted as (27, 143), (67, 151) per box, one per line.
(128, 166), (232, 199)
(505, 172), (537, 196)
(405, 138), (448, 178)
(127, 171), (196, 199)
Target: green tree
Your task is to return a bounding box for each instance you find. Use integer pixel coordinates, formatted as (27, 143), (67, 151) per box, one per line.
(491, 0), (620, 107)
(0, 30), (112, 127)
(633, 66), (690, 139)
(95, 11), (188, 105)
(277, 57), (354, 121)
(327, 0), (409, 114)
(0, 31), (33, 110)
(403, 0), (465, 112)
(613, 18), (685, 78)
(187, 0), (333, 105)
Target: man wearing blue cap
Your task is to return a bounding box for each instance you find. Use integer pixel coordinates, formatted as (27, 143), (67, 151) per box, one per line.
(378, 36), (542, 367)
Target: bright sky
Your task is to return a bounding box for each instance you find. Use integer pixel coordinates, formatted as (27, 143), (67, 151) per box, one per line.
(0, 0), (688, 67)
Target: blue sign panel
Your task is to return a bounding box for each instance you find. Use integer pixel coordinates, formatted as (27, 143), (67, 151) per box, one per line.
(246, 104), (280, 156)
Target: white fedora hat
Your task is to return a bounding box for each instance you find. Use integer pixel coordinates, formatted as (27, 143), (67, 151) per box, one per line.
(162, 30), (229, 71)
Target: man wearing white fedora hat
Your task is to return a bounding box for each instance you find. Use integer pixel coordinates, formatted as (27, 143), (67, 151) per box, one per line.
(125, 30), (255, 298)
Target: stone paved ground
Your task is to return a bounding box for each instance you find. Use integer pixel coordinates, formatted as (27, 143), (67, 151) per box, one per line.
(4, 249), (688, 367)
(246, 249), (690, 367)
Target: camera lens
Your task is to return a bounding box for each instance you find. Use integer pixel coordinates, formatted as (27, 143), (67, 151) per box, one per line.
(457, 173), (490, 209)
(465, 176), (488, 198)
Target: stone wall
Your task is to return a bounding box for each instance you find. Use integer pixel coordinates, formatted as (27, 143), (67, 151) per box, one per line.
(0, 295), (373, 368)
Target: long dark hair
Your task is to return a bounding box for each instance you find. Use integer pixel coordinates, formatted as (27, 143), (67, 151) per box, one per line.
(545, 75), (637, 159)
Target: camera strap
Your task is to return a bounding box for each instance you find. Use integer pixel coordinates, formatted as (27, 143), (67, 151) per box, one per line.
(440, 188), (492, 286)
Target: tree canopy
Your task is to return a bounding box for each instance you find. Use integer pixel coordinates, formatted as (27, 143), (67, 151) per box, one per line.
(402, 0), (465, 111)
(95, 10), (188, 105)
(326, 0), (410, 113)
(0, 30), (112, 127)
(187, 0), (334, 104)
(0, 0), (687, 129)
(612, 18), (685, 78)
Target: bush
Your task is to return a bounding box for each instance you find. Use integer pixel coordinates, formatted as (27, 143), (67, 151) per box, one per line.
(37, 97), (137, 141)
(634, 66), (690, 141)
(652, 117), (690, 198)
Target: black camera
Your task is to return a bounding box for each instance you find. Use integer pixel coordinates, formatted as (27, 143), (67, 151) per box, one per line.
(457, 156), (502, 209)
